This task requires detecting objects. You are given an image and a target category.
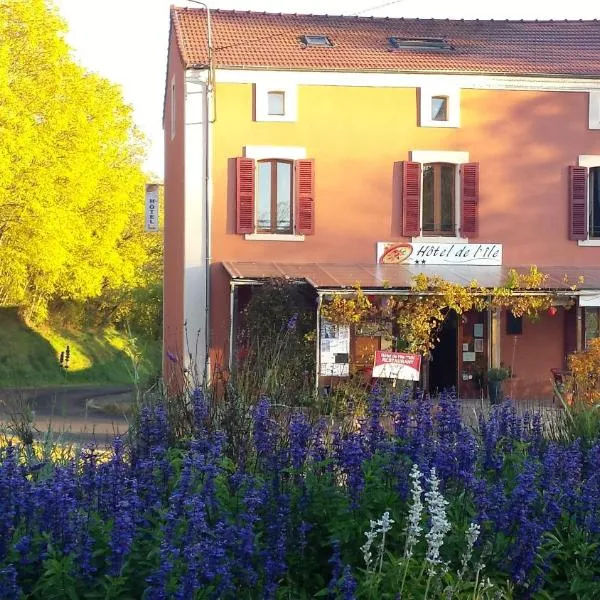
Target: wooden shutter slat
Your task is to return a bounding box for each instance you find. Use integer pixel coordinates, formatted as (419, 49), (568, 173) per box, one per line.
(569, 166), (587, 241)
(295, 159), (315, 235)
(401, 161), (421, 237)
(460, 162), (479, 237)
(236, 157), (255, 234)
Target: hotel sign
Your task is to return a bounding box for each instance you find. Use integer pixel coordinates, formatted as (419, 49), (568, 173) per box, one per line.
(377, 242), (502, 266)
(145, 184), (160, 232)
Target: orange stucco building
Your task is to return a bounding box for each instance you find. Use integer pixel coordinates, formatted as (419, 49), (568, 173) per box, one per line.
(163, 7), (600, 399)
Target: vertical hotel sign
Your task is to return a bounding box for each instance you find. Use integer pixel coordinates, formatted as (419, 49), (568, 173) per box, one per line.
(145, 184), (159, 232)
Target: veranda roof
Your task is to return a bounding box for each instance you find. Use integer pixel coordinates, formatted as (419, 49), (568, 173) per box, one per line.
(223, 262), (600, 293)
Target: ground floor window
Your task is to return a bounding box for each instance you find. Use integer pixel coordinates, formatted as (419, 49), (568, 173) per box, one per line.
(585, 307), (600, 347)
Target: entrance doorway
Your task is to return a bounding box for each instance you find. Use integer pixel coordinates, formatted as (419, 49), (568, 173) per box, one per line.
(428, 310), (458, 395)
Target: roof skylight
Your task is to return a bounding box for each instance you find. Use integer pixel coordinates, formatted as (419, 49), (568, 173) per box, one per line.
(388, 37), (453, 51)
(301, 35), (333, 47)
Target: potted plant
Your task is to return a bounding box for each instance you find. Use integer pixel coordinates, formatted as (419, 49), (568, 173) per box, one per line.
(487, 367), (510, 404)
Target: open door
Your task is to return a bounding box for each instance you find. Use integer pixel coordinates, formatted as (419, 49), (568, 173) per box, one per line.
(458, 310), (488, 399)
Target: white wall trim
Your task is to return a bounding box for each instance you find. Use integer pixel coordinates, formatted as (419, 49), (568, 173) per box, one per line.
(244, 145), (306, 160)
(419, 86), (461, 128)
(255, 82), (298, 122)
(411, 236), (469, 244)
(411, 150), (469, 164)
(183, 78), (209, 374)
(578, 240), (600, 247)
(245, 233), (305, 242)
(214, 68), (600, 92)
(578, 154), (600, 168)
(589, 92), (600, 129)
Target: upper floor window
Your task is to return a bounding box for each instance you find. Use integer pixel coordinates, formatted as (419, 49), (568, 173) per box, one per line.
(399, 153), (479, 239)
(419, 87), (460, 128)
(235, 155), (315, 236)
(569, 159), (600, 243)
(267, 91), (285, 116)
(255, 83), (297, 122)
(422, 163), (455, 235)
(257, 159), (293, 233)
(431, 96), (448, 122)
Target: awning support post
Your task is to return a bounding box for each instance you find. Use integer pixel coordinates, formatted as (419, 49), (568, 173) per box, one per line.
(315, 292), (323, 395)
(228, 282), (235, 371)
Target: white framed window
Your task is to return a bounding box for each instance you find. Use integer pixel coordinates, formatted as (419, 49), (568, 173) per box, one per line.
(419, 86), (460, 128)
(267, 91), (285, 116)
(576, 155), (600, 246)
(255, 82), (297, 122)
(410, 150), (470, 241)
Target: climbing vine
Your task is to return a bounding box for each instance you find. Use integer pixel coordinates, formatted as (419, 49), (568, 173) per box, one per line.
(321, 267), (578, 356)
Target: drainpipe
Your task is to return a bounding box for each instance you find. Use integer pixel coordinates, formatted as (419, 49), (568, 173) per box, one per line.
(186, 1), (214, 379)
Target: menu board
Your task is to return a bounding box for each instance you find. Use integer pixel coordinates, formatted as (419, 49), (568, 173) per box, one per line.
(320, 319), (350, 376)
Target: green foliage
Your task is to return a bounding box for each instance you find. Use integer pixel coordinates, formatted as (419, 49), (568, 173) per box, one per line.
(0, 307), (160, 386)
(0, 0), (161, 326)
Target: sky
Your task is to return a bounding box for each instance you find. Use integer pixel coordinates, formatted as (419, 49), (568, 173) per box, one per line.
(53, 0), (599, 179)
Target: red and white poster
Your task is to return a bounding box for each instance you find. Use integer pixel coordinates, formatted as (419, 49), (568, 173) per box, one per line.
(372, 351), (421, 381)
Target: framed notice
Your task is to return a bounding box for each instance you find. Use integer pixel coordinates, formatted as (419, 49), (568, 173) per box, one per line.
(474, 339), (484, 353)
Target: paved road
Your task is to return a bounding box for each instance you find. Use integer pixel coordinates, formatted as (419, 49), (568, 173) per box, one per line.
(0, 385), (133, 445)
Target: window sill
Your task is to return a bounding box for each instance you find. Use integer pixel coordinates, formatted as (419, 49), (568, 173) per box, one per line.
(244, 233), (305, 242)
(411, 236), (469, 244)
(578, 239), (600, 247)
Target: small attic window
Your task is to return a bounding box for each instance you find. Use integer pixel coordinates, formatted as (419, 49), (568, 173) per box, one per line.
(301, 34), (333, 47)
(389, 37), (453, 51)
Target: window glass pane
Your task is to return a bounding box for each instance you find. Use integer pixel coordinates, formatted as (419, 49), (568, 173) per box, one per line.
(590, 167), (600, 238)
(276, 162), (292, 232)
(440, 164), (455, 232)
(585, 308), (600, 347)
(422, 164), (434, 231)
(267, 91), (285, 116)
(257, 162), (271, 230)
(431, 96), (448, 121)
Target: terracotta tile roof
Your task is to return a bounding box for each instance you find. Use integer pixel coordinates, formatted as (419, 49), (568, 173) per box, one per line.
(171, 7), (600, 77)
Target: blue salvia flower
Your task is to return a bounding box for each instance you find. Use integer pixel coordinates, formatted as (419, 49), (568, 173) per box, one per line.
(253, 397), (276, 461)
(327, 540), (343, 598)
(108, 479), (139, 577)
(0, 564), (21, 599)
(540, 443), (564, 528)
(389, 388), (412, 443)
(263, 492), (290, 599)
(410, 394), (434, 471)
(339, 565), (358, 600)
(334, 431), (366, 507)
(289, 412), (312, 470)
(505, 458), (543, 586)
(191, 387), (210, 443)
(286, 312), (298, 331)
(364, 386), (385, 455)
(583, 441), (600, 533)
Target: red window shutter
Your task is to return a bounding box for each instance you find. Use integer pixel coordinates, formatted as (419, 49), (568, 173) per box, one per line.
(236, 157), (255, 234)
(401, 161), (421, 237)
(295, 159), (315, 235)
(569, 166), (587, 241)
(460, 163), (479, 237)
